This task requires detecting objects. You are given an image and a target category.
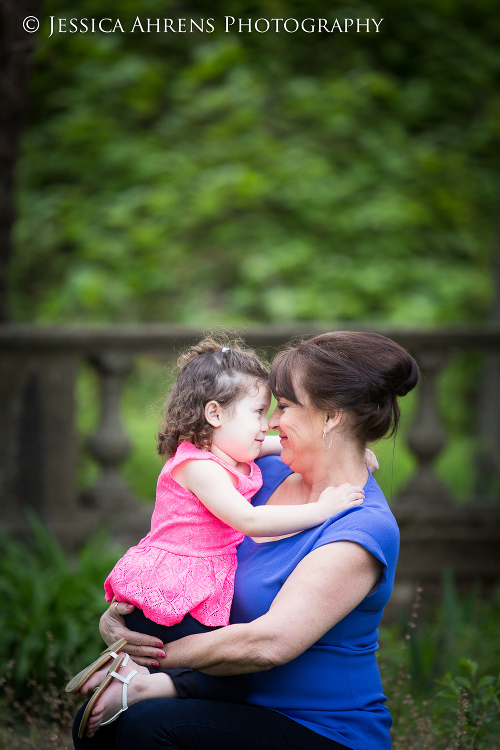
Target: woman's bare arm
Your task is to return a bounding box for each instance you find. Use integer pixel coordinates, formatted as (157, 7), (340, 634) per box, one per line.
(155, 540), (382, 674)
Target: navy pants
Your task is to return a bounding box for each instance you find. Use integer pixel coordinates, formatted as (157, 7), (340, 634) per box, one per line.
(72, 698), (349, 750)
(124, 608), (251, 703)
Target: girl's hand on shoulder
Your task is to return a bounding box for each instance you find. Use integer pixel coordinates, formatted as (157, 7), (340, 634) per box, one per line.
(99, 602), (166, 668)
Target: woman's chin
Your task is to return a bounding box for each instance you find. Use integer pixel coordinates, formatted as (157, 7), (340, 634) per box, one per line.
(279, 447), (293, 467)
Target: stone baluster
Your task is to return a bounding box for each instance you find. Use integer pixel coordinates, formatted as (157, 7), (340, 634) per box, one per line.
(85, 351), (134, 513)
(397, 350), (453, 512)
(0, 352), (78, 531)
(476, 350), (500, 495)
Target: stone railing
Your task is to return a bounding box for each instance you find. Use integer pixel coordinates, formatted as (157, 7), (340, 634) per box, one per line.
(1, 323), (500, 595)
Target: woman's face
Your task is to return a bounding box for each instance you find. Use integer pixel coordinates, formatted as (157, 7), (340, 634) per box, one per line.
(268, 384), (325, 474)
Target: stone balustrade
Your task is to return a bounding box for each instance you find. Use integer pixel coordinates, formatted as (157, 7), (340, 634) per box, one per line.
(1, 323), (500, 596)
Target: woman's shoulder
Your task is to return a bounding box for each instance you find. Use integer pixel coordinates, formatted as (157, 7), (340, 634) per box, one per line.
(332, 472), (397, 533)
(314, 473), (399, 570)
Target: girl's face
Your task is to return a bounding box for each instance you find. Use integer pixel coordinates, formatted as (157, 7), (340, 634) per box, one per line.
(210, 381), (271, 464)
(268, 386), (324, 474)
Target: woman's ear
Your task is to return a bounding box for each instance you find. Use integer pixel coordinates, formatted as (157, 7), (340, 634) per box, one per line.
(205, 401), (223, 428)
(325, 410), (343, 433)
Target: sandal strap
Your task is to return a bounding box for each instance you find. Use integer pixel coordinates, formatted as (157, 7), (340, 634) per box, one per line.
(103, 669), (139, 716)
(107, 651), (129, 666)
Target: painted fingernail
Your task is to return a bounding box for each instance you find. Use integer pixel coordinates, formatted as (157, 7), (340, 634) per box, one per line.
(155, 641), (163, 648)
(157, 651), (165, 658)
(151, 661), (159, 667)
(125, 603), (134, 609)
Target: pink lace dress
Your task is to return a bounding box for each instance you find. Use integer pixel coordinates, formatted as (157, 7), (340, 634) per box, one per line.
(104, 441), (263, 627)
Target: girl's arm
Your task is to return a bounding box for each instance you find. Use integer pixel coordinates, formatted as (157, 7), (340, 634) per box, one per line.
(99, 541), (381, 671)
(181, 459), (364, 537)
(257, 435), (282, 457)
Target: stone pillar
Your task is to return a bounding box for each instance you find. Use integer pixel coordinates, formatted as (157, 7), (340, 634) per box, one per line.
(476, 351), (500, 496)
(0, 351), (78, 533)
(397, 350), (453, 513)
(84, 351), (134, 513)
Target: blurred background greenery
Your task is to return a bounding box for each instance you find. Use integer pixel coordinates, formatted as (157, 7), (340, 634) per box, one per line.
(2, 0), (500, 746)
(9, 0), (500, 326)
(11, 0), (499, 503)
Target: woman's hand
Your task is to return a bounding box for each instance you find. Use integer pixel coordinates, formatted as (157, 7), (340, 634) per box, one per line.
(364, 448), (379, 473)
(99, 603), (166, 667)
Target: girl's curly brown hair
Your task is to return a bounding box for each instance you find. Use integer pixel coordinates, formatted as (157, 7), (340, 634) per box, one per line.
(158, 336), (269, 457)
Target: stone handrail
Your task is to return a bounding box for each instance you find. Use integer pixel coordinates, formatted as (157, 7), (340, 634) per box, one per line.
(1, 323), (499, 593)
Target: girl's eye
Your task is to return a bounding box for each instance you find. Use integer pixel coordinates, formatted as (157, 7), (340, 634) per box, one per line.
(277, 403), (287, 411)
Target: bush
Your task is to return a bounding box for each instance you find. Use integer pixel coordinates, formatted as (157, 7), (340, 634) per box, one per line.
(381, 582), (500, 749)
(0, 515), (124, 695)
(379, 574), (500, 698)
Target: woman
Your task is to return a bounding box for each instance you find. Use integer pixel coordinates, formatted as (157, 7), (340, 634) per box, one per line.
(74, 331), (419, 750)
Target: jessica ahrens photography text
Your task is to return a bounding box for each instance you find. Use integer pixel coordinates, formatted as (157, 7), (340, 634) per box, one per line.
(45, 16), (384, 37)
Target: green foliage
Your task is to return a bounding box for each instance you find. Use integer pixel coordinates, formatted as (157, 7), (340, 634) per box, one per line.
(0, 515), (124, 693)
(381, 578), (500, 748)
(380, 573), (500, 700)
(9, 0), (500, 324)
(436, 659), (500, 742)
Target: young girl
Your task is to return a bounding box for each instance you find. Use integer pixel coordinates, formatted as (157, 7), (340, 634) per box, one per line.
(67, 338), (364, 738)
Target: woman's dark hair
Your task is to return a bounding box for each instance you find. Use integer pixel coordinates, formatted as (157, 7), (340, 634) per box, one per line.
(270, 331), (419, 445)
(158, 336), (269, 457)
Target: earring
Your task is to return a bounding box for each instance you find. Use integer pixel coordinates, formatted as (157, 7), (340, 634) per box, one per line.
(322, 429), (333, 450)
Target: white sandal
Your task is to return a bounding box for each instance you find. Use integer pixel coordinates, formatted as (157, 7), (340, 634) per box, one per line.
(65, 638), (128, 694)
(101, 664), (139, 726)
(78, 654), (138, 738)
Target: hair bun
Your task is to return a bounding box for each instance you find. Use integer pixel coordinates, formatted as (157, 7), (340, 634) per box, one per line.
(391, 356), (419, 397)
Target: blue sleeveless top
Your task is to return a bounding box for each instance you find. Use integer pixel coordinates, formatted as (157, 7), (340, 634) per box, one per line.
(231, 455), (399, 750)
